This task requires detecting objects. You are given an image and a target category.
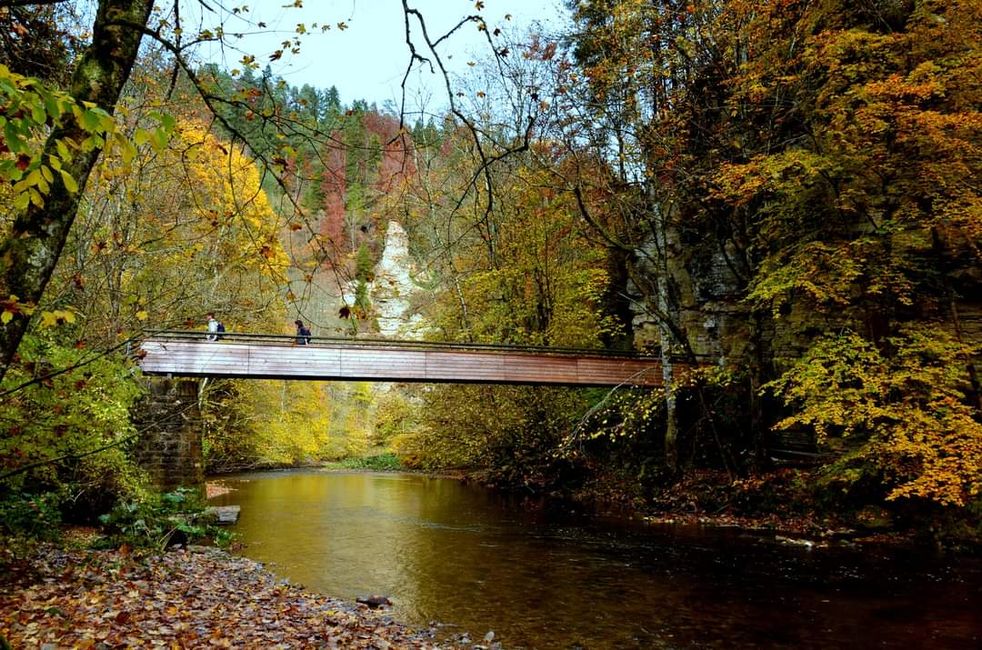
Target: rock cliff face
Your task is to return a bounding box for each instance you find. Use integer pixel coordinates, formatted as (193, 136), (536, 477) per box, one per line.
(626, 213), (982, 469)
(343, 220), (428, 339)
(369, 221), (422, 338)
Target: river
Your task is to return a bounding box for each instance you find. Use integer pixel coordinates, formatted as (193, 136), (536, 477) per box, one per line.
(208, 470), (981, 649)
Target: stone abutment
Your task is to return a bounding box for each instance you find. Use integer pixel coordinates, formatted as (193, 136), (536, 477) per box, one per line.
(131, 378), (204, 491)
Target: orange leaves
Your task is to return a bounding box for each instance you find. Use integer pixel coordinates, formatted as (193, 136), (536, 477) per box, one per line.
(866, 70), (942, 103)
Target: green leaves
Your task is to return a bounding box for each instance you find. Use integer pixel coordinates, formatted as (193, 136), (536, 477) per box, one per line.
(98, 487), (212, 550)
(0, 69), (85, 204)
(0, 66), (178, 209)
(0, 333), (145, 506)
(132, 111), (175, 153)
(0, 66), (76, 204)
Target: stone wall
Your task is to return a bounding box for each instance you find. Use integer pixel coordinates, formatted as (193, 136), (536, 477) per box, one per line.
(131, 378), (204, 490)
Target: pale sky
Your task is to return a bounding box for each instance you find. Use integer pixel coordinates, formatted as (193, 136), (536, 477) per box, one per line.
(198, 0), (571, 108)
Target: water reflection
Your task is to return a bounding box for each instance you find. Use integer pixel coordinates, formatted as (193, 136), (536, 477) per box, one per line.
(211, 470), (981, 649)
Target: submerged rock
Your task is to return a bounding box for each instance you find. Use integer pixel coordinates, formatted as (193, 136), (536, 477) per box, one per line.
(357, 595), (393, 609)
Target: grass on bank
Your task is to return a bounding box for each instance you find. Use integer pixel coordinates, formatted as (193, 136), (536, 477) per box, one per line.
(322, 453), (404, 472)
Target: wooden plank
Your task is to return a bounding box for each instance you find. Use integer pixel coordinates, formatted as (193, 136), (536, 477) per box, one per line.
(338, 348), (427, 380)
(205, 505), (241, 525)
(577, 357), (662, 386)
(141, 340), (247, 376)
(424, 351), (506, 382)
(248, 344), (341, 377)
(505, 355), (579, 384)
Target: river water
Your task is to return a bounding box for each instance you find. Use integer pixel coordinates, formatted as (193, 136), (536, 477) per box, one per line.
(208, 470), (981, 649)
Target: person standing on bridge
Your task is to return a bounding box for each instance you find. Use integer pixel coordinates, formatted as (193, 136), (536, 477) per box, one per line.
(206, 313), (220, 342)
(295, 319), (312, 345)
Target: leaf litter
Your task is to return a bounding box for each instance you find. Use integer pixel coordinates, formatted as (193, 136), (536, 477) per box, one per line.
(1, 544), (492, 649)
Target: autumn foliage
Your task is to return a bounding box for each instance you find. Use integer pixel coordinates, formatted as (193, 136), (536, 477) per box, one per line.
(0, 0), (980, 556)
(552, 0), (982, 515)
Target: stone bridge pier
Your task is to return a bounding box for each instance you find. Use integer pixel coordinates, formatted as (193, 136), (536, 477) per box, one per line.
(131, 378), (204, 491)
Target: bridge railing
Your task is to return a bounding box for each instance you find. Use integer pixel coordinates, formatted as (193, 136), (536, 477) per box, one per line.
(141, 329), (660, 359)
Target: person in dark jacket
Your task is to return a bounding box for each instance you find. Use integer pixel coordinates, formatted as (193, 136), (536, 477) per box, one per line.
(294, 319), (312, 345)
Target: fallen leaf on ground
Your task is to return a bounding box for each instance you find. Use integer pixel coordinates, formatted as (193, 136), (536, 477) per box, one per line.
(1, 545), (469, 649)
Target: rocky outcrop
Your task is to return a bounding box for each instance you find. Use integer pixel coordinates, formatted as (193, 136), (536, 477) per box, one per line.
(342, 220), (430, 339)
(371, 221), (428, 338)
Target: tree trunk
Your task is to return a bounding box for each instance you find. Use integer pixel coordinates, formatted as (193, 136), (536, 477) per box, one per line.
(651, 200), (683, 475)
(0, 0), (154, 382)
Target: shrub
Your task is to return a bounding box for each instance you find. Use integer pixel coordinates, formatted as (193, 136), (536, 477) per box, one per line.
(0, 490), (62, 540)
(97, 488), (227, 550)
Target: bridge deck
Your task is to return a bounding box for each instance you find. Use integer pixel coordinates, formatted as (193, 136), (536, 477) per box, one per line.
(138, 336), (663, 387)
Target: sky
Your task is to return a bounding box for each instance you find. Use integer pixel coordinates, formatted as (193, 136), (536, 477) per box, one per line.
(198, 0), (571, 109)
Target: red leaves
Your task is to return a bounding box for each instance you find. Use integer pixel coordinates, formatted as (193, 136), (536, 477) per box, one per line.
(1, 546), (440, 648)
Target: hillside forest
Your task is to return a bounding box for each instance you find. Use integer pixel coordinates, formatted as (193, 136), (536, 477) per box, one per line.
(0, 0), (980, 546)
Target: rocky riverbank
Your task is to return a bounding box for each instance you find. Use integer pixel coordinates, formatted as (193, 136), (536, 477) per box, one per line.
(1, 543), (482, 649)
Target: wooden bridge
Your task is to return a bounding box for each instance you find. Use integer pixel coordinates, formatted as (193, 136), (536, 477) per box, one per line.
(137, 332), (664, 387)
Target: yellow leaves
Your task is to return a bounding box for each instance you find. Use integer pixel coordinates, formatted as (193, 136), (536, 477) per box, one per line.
(748, 241), (866, 316)
(231, 379), (339, 464)
(1, 294), (36, 324)
(158, 118), (287, 279)
(804, 28), (899, 93)
(769, 327), (982, 506)
(715, 149), (833, 206)
(59, 169), (79, 193)
(883, 405), (982, 506)
(38, 309), (77, 328)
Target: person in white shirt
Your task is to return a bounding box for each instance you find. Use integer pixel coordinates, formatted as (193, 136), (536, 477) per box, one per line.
(206, 313), (219, 341)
